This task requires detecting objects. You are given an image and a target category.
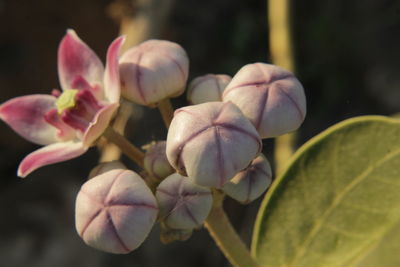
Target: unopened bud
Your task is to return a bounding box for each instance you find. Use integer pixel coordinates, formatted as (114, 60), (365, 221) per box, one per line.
(143, 141), (174, 182)
(187, 74), (231, 104)
(119, 40), (189, 106)
(88, 160), (126, 179)
(75, 169), (158, 254)
(223, 63), (306, 138)
(156, 173), (212, 230)
(166, 101), (262, 188)
(222, 154), (272, 204)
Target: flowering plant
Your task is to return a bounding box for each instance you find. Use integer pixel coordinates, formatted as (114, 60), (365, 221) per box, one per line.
(1, 10), (399, 267)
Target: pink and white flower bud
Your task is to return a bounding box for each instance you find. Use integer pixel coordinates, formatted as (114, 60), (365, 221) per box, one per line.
(223, 63), (306, 138)
(222, 154), (272, 204)
(166, 101), (262, 188)
(119, 40), (189, 107)
(88, 160), (126, 179)
(143, 141), (174, 182)
(156, 173), (212, 230)
(187, 74), (231, 104)
(75, 169), (158, 254)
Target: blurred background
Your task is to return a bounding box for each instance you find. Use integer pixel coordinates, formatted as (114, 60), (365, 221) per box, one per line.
(0, 0), (399, 266)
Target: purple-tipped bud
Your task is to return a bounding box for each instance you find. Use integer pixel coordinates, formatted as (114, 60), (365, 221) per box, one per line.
(119, 40), (189, 107)
(187, 74), (231, 104)
(75, 169), (158, 254)
(156, 173), (212, 230)
(166, 101), (262, 188)
(144, 141), (174, 182)
(222, 154), (272, 204)
(223, 63), (306, 138)
(88, 160), (126, 179)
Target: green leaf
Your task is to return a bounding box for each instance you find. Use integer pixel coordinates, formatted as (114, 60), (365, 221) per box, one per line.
(350, 219), (400, 267)
(392, 113), (400, 119)
(252, 116), (400, 267)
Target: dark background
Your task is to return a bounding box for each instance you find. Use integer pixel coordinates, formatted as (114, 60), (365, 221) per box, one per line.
(0, 0), (399, 266)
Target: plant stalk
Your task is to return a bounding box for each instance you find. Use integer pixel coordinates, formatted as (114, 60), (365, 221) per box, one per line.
(204, 191), (260, 267)
(100, 0), (176, 161)
(158, 98), (174, 128)
(268, 0), (297, 174)
(103, 126), (145, 168)
(99, 100), (134, 162)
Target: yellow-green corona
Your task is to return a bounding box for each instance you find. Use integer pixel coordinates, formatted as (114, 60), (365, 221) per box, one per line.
(56, 89), (79, 114)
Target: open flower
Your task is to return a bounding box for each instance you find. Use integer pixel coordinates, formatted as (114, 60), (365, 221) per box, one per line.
(0, 30), (124, 177)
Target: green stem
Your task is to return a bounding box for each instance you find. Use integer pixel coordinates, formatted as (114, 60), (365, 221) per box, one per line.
(274, 132), (296, 174)
(204, 191), (260, 267)
(268, 0), (297, 174)
(268, 0), (293, 71)
(103, 126), (145, 168)
(158, 98), (174, 128)
(99, 100), (134, 162)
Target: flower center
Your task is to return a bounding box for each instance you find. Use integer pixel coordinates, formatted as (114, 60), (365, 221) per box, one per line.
(56, 89), (79, 114)
(57, 89), (103, 133)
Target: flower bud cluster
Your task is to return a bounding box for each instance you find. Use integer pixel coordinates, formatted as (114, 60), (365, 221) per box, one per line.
(74, 54), (306, 253)
(0, 31), (306, 254)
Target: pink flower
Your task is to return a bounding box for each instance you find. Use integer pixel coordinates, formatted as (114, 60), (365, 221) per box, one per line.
(0, 30), (124, 177)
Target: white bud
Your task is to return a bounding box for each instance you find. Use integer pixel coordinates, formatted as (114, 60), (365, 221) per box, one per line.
(75, 169), (158, 254)
(144, 141), (174, 181)
(156, 173), (212, 230)
(119, 40), (189, 106)
(166, 101), (262, 188)
(223, 155), (272, 204)
(223, 63), (306, 138)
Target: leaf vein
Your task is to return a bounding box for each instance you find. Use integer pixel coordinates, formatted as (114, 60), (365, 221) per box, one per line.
(286, 148), (400, 267)
(342, 202), (386, 215)
(323, 223), (366, 239)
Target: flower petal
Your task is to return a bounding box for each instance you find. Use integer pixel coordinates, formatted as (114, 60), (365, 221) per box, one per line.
(18, 141), (87, 177)
(58, 29), (104, 91)
(83, 103), (119, 148)
(71, 75), (104, 100)
(104, 36), (125, 103)
(0, 94), (58, 145)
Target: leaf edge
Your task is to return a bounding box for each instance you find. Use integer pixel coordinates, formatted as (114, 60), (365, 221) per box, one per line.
(251, 115), (400, 258)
